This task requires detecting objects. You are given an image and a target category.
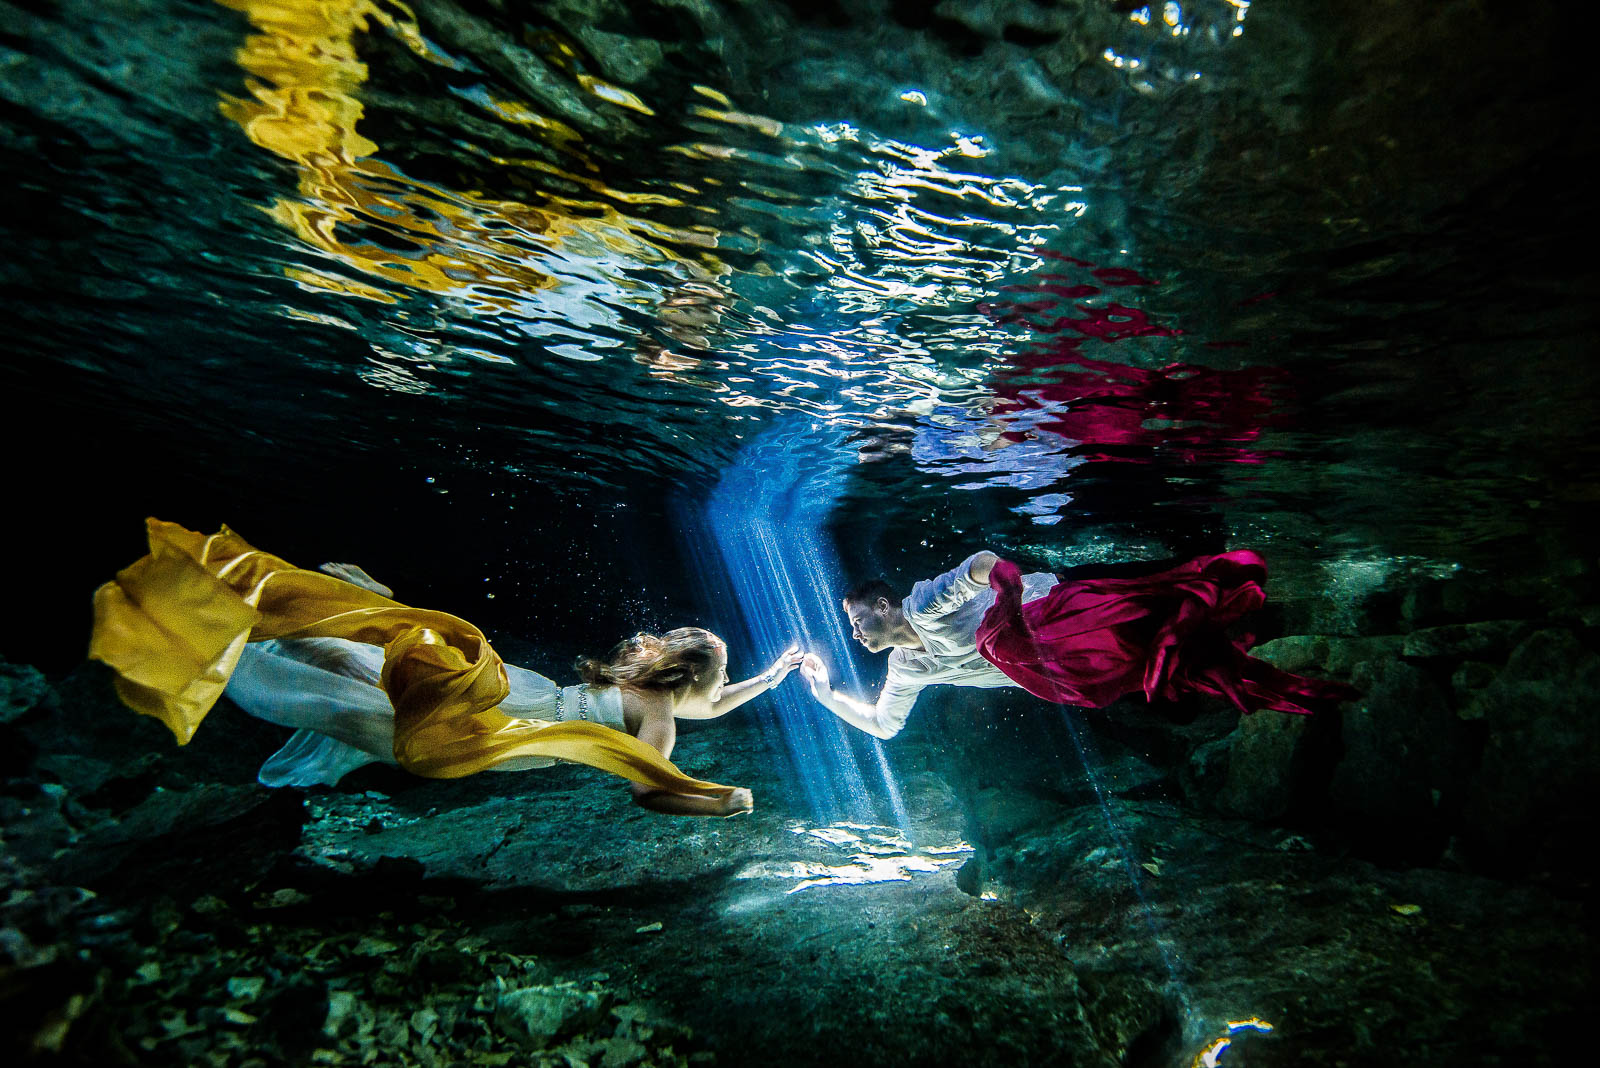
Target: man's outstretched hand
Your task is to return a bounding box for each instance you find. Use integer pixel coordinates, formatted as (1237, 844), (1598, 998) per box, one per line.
(799, 653), (831, 698)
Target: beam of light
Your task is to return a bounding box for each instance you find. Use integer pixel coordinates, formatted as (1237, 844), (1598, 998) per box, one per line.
(733, 822), (971, 894)
(675, 415), (908, 828)
(1044, 693), (1186, 988)
(1013, 614), (1189, 996)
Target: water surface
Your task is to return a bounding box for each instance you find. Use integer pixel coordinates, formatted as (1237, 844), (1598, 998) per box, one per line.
(1, 0), (1591, 658)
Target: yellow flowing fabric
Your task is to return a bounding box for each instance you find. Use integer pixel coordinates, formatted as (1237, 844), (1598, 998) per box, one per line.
(89, 519), (733, 797)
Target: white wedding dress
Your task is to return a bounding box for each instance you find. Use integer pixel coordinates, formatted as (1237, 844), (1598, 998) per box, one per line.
(225, 637), (627, 787)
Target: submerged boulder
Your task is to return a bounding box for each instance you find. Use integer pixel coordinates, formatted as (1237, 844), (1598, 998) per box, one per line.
(1400, 619), (1533, 660)
(1329, 660), (1460, 864)
(495, 981), (608, 1050)
(1, 659), (55, 724)
(1462, 628), (1600, 871)
(1450, 660), (1499, 709)
(965, 786), (1068, 850)
(1249, 633), (1403, 681)
(1214, 710), (1314, 822)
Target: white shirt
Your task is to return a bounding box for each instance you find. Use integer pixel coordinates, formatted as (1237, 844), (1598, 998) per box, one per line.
(871, 553), (1057, 736)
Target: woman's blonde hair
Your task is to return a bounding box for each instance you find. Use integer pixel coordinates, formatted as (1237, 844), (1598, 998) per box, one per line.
(575, 627), (725, 692)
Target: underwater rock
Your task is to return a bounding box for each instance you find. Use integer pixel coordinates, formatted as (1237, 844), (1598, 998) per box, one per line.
(0, 659), (55, 724)
(3, 706), (1585, 1067)
(0, 660), (53, 780)
(1403, 555), (1598, 629)
(965, 786), (1069, 850)
(989, 798), (1586, 1066)
(50, 782), (274, 885)
(0, 782), (78, 880)
(1329, 660), (1459, 863)
(252, 977), (330, 1062)
(1462, 628), (1600, 871)
(1400, 619), (1533, 660)
(1401, 573), (1528, 628)
(0, 881), (109, 1063)
(598, 1034), (650, 1067)
(12, 663), (287, 800)
(1090, 695), (1236, 771)
(1180, 734), (1231, 810)
(954, 855), (985, 897)
(1557, 603), (1600, 629)
(1249, 633), (1404, 681)
(495, 981), (608, 1050)
(1215, 709), (1312, 822)
(1450, 660), (1499, 710)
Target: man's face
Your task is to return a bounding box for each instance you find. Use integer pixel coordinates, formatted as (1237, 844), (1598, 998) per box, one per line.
(844, 598), (894, 652)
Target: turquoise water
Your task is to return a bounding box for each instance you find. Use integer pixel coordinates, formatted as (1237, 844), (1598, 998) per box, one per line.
(3, 2), (1591, 638)
(1, 2), (1594, 1064)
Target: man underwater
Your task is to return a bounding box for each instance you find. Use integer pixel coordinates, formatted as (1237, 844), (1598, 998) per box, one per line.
(800, 549), (1352, 734)
(799, 551), (1052, 737)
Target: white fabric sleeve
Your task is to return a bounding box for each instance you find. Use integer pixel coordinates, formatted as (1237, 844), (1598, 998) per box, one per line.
(871, 670), (923, 738)
(1021, 570), (1059, 603)
(905, 552), (991, 625)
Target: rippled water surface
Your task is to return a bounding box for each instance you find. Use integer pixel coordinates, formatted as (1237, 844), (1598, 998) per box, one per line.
(2, 0), (1593, 655)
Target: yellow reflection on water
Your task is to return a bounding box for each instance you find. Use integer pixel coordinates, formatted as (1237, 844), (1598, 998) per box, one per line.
(215, 0), (716, 313)
(1191, 1017), (1274, 1068)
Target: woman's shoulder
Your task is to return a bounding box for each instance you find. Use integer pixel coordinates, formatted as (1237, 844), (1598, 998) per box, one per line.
(616, 684), (671, 733)
(616, 685), (672, 712)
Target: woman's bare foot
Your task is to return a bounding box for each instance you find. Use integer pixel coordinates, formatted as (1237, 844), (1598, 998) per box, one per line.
(318, 562), (393, 598)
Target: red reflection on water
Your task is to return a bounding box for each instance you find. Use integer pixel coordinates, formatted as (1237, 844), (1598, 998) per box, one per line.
(976, 254), (1288, 466)
(988, 352), (1285, 465)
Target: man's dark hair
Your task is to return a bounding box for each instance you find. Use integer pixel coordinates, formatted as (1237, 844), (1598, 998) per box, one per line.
(841, 578), (898, 607)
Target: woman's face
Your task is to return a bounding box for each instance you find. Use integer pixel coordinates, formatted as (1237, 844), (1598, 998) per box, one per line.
(701, 645), (730, 702)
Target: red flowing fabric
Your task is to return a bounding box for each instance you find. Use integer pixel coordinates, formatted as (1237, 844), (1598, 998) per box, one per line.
(975, 556), (1354, 715)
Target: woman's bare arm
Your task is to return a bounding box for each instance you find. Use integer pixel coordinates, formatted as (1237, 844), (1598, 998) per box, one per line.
(681, 645), (804, 720)
(626, 691), (753, 817)
(631, 784), (753, 817)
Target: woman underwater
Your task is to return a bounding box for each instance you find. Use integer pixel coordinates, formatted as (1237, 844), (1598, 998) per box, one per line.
(90, 520), (801, 818)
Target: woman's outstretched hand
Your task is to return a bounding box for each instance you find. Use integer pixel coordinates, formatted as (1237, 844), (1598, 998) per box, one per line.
(764, 645), (805, 687)
(720, 787), (755, 817)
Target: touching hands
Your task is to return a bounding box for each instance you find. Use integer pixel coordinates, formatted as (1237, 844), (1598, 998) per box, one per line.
(720, 787), (754, 817)
(799, 653), (831, 697)
(764, 645), (805, 687)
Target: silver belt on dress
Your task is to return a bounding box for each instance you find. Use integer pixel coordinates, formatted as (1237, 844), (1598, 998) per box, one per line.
(553, 684), (590, 722)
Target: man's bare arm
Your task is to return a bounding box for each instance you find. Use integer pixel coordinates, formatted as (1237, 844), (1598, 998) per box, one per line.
(799, 654), (908, 739)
